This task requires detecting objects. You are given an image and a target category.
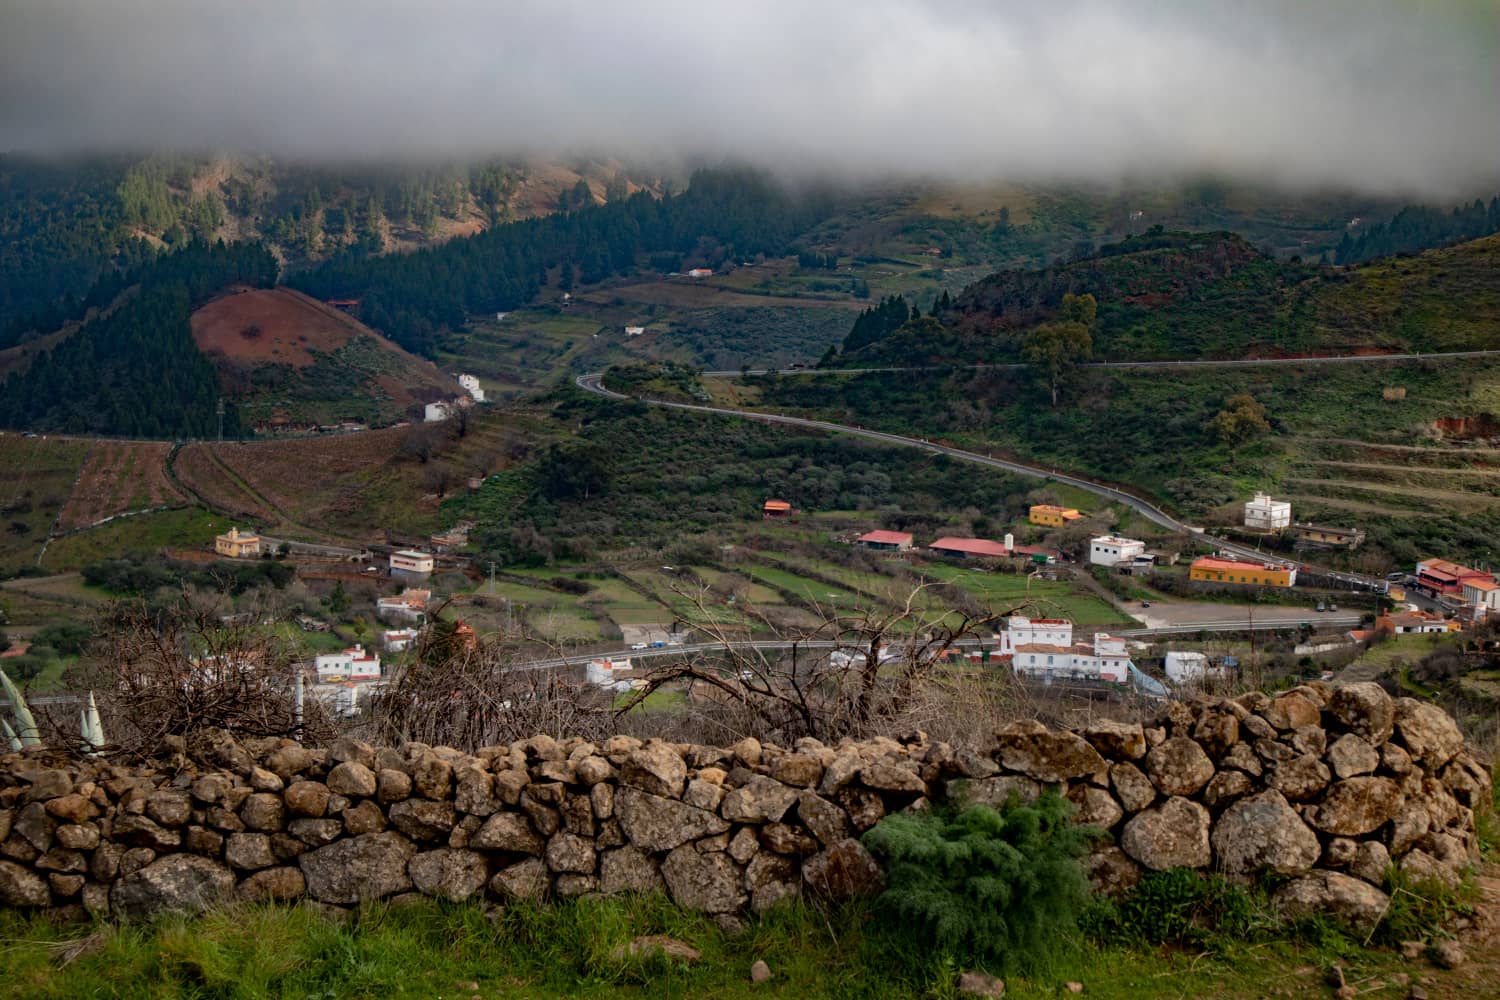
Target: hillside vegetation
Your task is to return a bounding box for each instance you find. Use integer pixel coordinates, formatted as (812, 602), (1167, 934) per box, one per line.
(838, 231), (1500, 365)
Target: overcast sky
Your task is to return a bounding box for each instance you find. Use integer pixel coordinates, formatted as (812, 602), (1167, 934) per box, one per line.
(2, 0), (1497, 195)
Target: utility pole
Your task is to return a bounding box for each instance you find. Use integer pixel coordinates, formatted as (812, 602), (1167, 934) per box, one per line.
(216, 397), (225, 443)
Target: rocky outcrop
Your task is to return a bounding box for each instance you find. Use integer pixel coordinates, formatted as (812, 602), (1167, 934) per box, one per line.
(0, 684), (1487, 932)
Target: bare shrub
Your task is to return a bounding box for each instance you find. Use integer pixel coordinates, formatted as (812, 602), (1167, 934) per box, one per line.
(65, 592), (336, 753)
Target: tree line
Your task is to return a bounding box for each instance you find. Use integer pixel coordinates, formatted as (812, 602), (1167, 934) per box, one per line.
(1334, 195), (1500, 265)
(0, 239), (278, 438)
(289, 167), (838, 358)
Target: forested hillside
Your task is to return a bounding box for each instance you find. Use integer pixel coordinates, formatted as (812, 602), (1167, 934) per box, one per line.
(836, 229), (1500, 365)
(0, 240), (277, 438)
(289, 168), (839, 357)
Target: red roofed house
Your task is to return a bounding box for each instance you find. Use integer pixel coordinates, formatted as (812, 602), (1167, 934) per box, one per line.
(928, 537), (1010, 560)
(997, 615), (1074, 656)
(856, 530), (914, 552)
(1375, 610), (1454, 635)
(763, 499), (794, 519)
(1011, 633), (1132, 684)
(1414, 558), (1492, 598)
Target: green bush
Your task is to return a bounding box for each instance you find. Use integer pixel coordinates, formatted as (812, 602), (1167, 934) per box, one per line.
(860, 793), (1099, 973)
(1080, 868), (1281, 951)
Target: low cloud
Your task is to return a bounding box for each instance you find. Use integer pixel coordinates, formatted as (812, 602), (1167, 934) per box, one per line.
(2, 0), (1496, 195)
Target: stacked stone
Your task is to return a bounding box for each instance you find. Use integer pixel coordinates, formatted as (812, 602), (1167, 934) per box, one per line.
(0, 684), (1489, 931)
(950, 681), (1489, 933)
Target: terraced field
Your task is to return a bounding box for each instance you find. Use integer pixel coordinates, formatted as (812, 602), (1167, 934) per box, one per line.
(0, 433), (90, 573)
(1285, 436), (1500, 519)
(56, 441), (184, 531)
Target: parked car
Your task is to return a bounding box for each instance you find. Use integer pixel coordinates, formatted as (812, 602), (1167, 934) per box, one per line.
(1316, 600), (1326, 612)
(1140, 600), (1152, 608)
(1328, 602), (1338, 612)
(629, 642), (648, 650)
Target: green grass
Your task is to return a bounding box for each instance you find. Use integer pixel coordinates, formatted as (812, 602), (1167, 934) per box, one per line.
(40, 505), (225, 572)
(915, 563), (1133, 627)
(1343, 633), (1452, 674)
(0, 892), (1447, 1000)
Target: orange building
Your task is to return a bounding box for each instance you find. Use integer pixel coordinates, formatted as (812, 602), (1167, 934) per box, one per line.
(1189, 557), (1297, 588)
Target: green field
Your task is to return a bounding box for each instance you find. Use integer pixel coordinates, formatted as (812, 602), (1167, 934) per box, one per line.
(41, 506), (226, 571)
(915, 563), (1134, 627)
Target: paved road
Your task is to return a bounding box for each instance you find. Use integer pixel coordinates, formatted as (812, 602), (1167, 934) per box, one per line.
(576, 371), (1385, 591)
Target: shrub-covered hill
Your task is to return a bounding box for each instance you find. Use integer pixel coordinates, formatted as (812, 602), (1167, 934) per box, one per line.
(839, 230), (1500, 365)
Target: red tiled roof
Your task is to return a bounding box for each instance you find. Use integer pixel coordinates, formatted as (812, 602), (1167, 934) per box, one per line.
(763, 499), (792, 511)
(929, 537), (1010, 558)
(1463, 579), (1499, 592)
(858, 530), (913, 545)
(1419, 558), (1488, 579)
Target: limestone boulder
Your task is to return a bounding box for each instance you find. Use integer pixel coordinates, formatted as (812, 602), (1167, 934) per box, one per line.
(237, 866), (306, 902)
(621, 742), (687, 799)
(1263, 693), (1321, 731)
(1394, 698), (1465, 768)
(387, 799), (457, 843)
(1086, 845), (1142, 897)
(1212, 791), (1321, 875)
(0, 859), (50, 906)
(299, 832), (416, 904)
(408, 847), (489, 901)
(110, 855), (235, 921)
(469, 812), (545, 854)
(490, 857), (550, 900)
(1273, 871), (1390, 935)
(615, 787), (728, 852)
(1119, 797), (1211, 871)
(802, 838), (884, 898)
(1109, 763), (1155, 813)
(600, 846), (667, 895)
(1145, 738), (1214, 797)
(993, 727), (1106, 782)
(1327, 683), (1395, 745)
(661, 845), (744, 913)
(1326, 734), (1379, 779)
(545, 833), (597, 874)
(1267, 754), (1331, 802)
(1080, 719), (1147, 761)
(1066, 785), (1123, 830)
(946, 775), (1041, 810)
(1310, 777), (1405, 836)
(720, 777), (799, 824)
(1202, 770), (1254, 808)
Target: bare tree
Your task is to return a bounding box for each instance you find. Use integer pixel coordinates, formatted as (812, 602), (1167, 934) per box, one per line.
(66, 591), (336, 754)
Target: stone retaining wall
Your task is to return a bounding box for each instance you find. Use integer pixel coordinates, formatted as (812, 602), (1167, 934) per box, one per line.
(0, 682), (1490, 931)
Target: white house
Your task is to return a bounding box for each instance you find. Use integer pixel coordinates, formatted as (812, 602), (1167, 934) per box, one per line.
(1244, 492), (1292, 531)
(1090, 535), (1146, 568)
(624, 326), (645, 337)
(686, 268), (713, 278)
(457, 374), (485, 403)
(1461, 578), (1500, 614)
(997, 615), (1073, 657)
(1011, 633), (1133, 684)
(389, 550), (434, 578)
(377, 588), (430, 623)
(586, 657), (639, 692)
(1164, 651), (1233, 685)
(314, 644), (381, 682)
(424, 401), (453, 423)
(382, 628), (419, 652)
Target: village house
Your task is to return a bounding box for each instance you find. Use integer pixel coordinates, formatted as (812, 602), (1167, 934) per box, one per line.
(1029, 504), (1082, 528)
(928, 536), (1011, 560)
(1461, 578), (1500, 615)
(1289, 523), (1365, 549)
(762, 499), (794, 519)
(1189, 556), (1297, 588)
(389, 549), (435, 581)
(1010, 632), (1133, 684)
(1244, 492), (1292, 532)
(586, 657), (639, 692)
(1376, 610), (1455, 635)
(314, 644), (381, 683)
(1414, 557), (1494, 598)
(856, 529), (914, 552)
(429, 522), (474, 552)
(686, 268), (713, 278)
(456, 374), (486, 403)
(1089, 535), (1146, 567)
(996, 615), (1074, 656)
(214, 527), (261, 559)
(424, 401), (453, 423)
(624, 326), (645, 336)
(1164, 650), (1236, 685)
(382, 628), (419, 652)
(377, 588), (431, 623)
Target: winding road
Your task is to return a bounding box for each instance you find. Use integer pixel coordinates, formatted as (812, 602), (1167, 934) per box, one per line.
(575, 369), (1386, 592)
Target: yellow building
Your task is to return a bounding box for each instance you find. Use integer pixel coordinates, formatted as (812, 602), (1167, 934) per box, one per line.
(1189, 557), (1296, 588)
(214, 527), (261, 559)
(1029, 504), (1083, 528)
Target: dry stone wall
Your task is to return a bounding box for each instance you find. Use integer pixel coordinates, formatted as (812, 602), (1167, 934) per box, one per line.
(0, 682), (1489, 933)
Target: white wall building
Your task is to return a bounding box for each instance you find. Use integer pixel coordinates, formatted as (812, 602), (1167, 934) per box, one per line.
(389, 550), (434, 578)
(1090, 535), (1146, 567)
(424, 401), (453, 423)
(997, 615), (1073, 657)
(314, 644), (381, 682)
(1244, 492), (1292, 531)
(1011, 633), (1132, 684)
(456, 374), (485, 403)
(1163, 651), (1233, 685)
(382, 629), (418, 652)
(1461, 578), (1500, 613)
(624, 326), (645, 337)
